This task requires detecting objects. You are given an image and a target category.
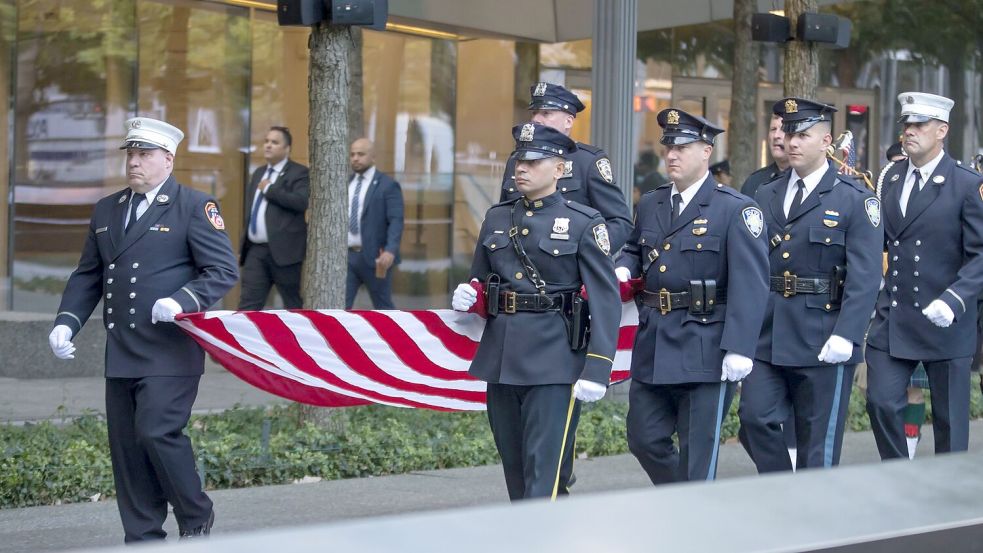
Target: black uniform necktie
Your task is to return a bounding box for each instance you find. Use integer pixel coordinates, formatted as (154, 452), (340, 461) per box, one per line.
(787, 179), (805, 220)
(905, 171), (922, 217)
(350, 174), (364, 234)
(125, 193), (146, 234)
(671, 193), (682, 222)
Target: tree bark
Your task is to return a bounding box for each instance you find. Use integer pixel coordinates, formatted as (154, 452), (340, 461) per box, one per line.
(347, 26), (364, 144)
(728, 0), (759, 187)
(304, 24), (351, 310)
(783, 0), (818, 98)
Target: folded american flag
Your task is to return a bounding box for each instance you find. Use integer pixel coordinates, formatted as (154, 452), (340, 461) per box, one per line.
(175, 303), (639, 411)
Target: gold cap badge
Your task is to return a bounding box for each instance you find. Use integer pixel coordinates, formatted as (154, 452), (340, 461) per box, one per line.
(785, 99), (798, 113)
(667, 110), (680, 125)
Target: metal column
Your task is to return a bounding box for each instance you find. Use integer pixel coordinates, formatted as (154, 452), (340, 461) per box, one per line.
(591, 0), (637, 207)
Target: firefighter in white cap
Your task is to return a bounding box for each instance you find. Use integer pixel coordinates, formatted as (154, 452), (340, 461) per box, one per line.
(47, 117), (238, 542)
(866, 92), (983, 459)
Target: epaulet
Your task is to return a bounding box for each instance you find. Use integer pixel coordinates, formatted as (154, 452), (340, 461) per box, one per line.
(713, 183), (745, 199)
(764, 168), (789, 186)
(564, 199), (602, 219)
(575, 142), (604, 156)
(655, 182), (672, 191)
(748, 165), (771, 178)
(955, 162), (983, 179)
(836, 173), (869, 193)
(489, 197), (520, 211)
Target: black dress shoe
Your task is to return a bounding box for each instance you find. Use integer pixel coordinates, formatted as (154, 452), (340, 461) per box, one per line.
(179, 509), (215, 539)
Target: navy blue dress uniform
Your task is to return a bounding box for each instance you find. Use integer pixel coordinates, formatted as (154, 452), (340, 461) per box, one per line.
(617, 109), (770, 484)
(739, 99), (884, 473)
(52, 118), (238, 542)
(866, 92), (983, 459)
(741, 162), (784, 199)
(499, 83), (633, 252)
(468, 123), (620, 500)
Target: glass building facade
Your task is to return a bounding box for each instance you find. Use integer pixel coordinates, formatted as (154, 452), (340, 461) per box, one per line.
(1, 0), (980, 312)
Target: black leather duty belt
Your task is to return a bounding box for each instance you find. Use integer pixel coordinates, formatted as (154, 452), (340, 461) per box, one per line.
(769, 271), (831, 298)
(638, 287), (727, 316)
(496, 291), (569, 314)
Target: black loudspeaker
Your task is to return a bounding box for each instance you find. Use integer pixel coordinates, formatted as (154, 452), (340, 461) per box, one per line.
(277, 0), (325, 26)
(798, 13), (852, 48)
(331, 0), (388, 29)
(751, 13), (792, 43)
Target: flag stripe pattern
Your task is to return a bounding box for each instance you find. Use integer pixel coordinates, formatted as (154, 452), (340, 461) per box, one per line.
(175, 303), (639, 411)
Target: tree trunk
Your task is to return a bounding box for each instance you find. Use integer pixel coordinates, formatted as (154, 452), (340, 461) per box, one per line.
(304, 24), (351, 310)
(347, 26), (364, 144)
(783, 0), (818, 98)
(946, 47), (967, 161)
(728, 0), (759, 187)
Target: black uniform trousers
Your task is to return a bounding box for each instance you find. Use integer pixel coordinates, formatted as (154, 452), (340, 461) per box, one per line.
(738, 362), (855, 473)
(239, 242), (303, 310)
(866, 346), (971, 459)
(105, 376), (212, 542)
(345, 248), (395, 309)
(627, 380), (735, 485)
(556, 400), (581, 495)
(485, 383), (577, 501)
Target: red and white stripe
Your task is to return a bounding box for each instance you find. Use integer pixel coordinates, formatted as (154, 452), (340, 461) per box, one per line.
(176, 303), (638, 411)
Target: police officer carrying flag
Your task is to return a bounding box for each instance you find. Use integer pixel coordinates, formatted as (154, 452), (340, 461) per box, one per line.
(617, 108), (769, 484)
(739, 98), (883, 473)
(47, 117), (238, 542)
(866, 92), (983, 459)
(453, 122), (620, 500)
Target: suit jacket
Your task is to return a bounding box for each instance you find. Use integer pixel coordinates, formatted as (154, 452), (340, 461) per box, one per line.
(741, 162), (785, 199)
(241, 159), (310, 266)
(500, 143), (633, 252)
(54, 176), (239, 378)
(754, 164), (883, 367)
(468, 192), (620, 386)
(350, 168), (404, 266)
(867, 153), (983, 360)
(616, 176), (770, 385)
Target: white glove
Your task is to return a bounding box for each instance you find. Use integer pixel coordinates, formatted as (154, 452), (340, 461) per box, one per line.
(452, 280), (478, 312)
(48, 325), (76, 360)
(615, 266), (632, 283)
(573, 379), (607, 402)
(818, 334), (853, 364)
(721, 352), (753, 382)
(151, 297), (183, 324)
(922, 299), (955, 328)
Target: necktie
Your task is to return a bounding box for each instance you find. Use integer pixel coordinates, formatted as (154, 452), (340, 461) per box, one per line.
(905, 170), (922, 217)
(787, 179), (805, 220)
(125, 193), (146, 234)
(350, 174), (364, 234)
(250, 166), (274, 236)
(671, 193), (682, 222)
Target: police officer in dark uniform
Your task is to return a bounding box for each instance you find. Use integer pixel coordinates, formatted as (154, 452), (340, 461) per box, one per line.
(48, 117), (238, 542)
(739, 99), (883, 473)
(617, 109), (769, 484)
(741, 108), (791, 198)
(500, 82), (632, 494)
(453, 122), (620, 500)
(866, 92), (983, 459)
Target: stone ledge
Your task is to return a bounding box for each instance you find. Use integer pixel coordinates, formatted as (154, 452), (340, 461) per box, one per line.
(0, 312), (105, 378)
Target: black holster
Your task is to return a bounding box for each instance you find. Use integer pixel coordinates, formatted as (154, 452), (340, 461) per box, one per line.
(829, 266), (846, 303)
(563, 293), (590, 351)
(485, 274), (501, 317)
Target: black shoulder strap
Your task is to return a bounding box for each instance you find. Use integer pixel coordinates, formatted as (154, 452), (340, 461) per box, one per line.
(509, 201), (547, 294)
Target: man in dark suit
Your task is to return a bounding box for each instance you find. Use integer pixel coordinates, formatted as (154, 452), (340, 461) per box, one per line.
(866, 92), (983, 459)
(346, 138), (404, 309)
(741, 111), (790, 198)
(739, 98), (883, 473)
(239, 126), (310, 310)
(616, 109), (770, 484)
(47, 117), (238, 542)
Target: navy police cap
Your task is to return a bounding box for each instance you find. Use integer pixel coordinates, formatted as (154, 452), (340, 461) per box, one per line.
(775, 97), (837, 134)
(528, 82), (585, 116)
(657, 108), (723, 146)
(512, 122), (577, 161)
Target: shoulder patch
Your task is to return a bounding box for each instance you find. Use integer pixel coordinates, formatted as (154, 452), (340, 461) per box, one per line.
(865, 197), (881, 227)
(593, 223), (611, 256)
(979, 183), (983, 203)
(742, 206), (764, 238)
(595, 158), (614, 184)
(204, 201), (225, 230)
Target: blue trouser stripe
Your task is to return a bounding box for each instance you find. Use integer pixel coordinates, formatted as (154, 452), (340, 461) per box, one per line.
(823, 364), (845, 468)
(706, 382), (728, 480)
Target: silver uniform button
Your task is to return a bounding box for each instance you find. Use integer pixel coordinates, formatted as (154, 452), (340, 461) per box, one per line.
(914, 271), (920, 277)
(132, 262), (139, 269)
(129, 308), (136, 314)
(129, 292), (136, 299)
(130, 277), (136, 283)
(915, 240), (921, 246)
(892, 256), (898, 261)
(109, 263), (115, 270)
(914, 302), (920, 308)
(107, 278), (114, 284)
(892, 270), (898, 276)
(891, 300), (898, 307)
(107, 323), (115, 329)
(891, 286), (897, 292)
(893, 240), (900, 246)
(914, 287), (919, 292)
(129, 323), (136, 329)
(107, 308), (113, 314)
(106, 293), (112, 299)
(914, 255), (920, 262)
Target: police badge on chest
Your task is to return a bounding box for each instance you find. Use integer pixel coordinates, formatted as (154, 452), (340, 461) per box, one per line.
(551, 217), (570, 240)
